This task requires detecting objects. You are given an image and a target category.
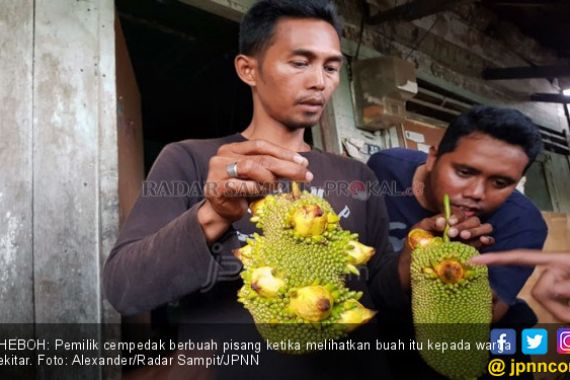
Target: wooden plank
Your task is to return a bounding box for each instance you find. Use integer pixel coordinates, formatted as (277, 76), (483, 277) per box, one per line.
(178, 0), (254, 21)
(33, 0), (102, 323)
(323, 65), (357, 154)
(115, 19), (144, 227)
(531, 93), (570, 104)
(100, 4), (121, 380)
(0, 0), (34, 323)
(366, 0), (473, 24)
(545, 153), (570, 213)
(484, 65), (570, 80)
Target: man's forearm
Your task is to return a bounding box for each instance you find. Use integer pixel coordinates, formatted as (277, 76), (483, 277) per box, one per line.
(104, 203), (225, 315)
(197, 201), (233, 245)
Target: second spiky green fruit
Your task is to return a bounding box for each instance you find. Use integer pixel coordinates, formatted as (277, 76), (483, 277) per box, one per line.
(410, 194), (492, 379)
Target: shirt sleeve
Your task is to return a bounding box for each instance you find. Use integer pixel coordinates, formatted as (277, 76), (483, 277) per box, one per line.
(360, 165), (411, 319)
(482, 219), (547, 305)
(103, 143), (239, 315)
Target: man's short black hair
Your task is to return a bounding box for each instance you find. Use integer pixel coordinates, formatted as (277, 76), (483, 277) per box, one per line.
(239, 0), (343, 57)
(437, 106), (542, 169)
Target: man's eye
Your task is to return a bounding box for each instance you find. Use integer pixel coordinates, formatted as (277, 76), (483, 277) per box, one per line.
(456, 169), (471, 177)
(493, 179), (509, 189)
(291, 61), (308, 68)
(324, 65), (339, 73)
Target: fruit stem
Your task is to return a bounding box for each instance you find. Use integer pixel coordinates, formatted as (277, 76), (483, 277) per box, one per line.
(443, 194), (451, 243)
(292, 181), (301, 199)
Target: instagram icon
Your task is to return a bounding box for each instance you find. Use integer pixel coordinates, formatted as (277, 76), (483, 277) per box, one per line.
(558, 328), (570, 354)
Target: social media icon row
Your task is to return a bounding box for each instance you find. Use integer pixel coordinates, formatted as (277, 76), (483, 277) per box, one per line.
(490, 328), (570, 355)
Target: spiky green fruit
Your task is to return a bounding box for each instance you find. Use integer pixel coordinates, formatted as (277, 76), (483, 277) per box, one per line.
(237, 183), (376, 353)
(411, 194), (492, 379)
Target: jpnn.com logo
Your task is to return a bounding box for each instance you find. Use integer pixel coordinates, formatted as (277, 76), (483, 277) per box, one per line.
(490, 329), (516, 355)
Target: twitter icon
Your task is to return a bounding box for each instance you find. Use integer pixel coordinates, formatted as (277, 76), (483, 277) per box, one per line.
(522, 329), (548, 355)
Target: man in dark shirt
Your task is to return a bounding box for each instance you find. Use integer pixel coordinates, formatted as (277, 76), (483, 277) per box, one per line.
(105, 1), (403, 378)
(368, 106), (547, 379)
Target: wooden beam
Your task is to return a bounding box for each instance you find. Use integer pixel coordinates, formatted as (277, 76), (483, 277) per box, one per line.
(530, 93), (570, 104)
(485, 0), (568, 8)
(366, 0), (475, 24)
(483, 65), (570, 80)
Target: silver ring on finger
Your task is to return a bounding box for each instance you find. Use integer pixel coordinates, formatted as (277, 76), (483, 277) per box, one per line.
(226, 161), (239, 178)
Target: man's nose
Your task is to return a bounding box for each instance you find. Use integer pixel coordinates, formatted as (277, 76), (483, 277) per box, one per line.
(464, 178), (485, 200)
(308, 66), (326, 91)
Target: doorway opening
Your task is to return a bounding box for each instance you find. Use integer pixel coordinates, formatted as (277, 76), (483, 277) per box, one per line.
(117, 0), (253, 173)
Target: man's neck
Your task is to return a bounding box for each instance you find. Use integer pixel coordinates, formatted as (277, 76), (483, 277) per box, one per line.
(412, 164), (437, 212)
(241, 119), (311, 153)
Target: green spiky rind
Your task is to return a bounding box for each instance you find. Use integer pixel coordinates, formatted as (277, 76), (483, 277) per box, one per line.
(411, 241), (492, 379)
(238, 190), (373, 353)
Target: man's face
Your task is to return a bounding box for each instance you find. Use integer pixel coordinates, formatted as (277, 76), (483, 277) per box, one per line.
(252, 18), (343, 129)
(425, 132), (529, 217)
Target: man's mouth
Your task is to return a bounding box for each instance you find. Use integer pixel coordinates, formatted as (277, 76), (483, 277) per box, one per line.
(453, 204), (481, 218)
(297, 97), (325, 112)
(299, 103), (324, 112)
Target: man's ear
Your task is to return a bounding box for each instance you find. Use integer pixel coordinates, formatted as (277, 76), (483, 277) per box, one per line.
(234, 54), (258, 87)
(425, 146), (438, 171)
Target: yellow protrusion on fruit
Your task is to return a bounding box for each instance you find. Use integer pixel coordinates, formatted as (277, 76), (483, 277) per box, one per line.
(346, 241), (375, 265)
(288, 286), (334, 322)
(290, 204), (328, 237)
(250, 267), (285, 298)
(338, 300), (377, 332)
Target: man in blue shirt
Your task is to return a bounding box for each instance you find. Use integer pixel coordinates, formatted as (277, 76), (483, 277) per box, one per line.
(368, 106), (547, 378)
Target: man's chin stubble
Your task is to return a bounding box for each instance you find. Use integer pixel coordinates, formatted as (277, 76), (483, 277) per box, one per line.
(285, 115), (321, 130)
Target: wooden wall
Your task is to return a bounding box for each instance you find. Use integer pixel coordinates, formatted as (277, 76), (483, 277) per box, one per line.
(0, 0), (118, 366)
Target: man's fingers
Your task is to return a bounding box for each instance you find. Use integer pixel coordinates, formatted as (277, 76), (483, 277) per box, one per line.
(416, 215), (446, 232)
(434, 213), (460, 236)
(458, 224), (493, 240)
(434, 216), (447, 230)
(452, 216), (482, 232)
(237, 155), (312, 182)
(220, 179), (275, 198)
(479, 235), (495, 246)
(210, 155), (311, 183)
(449, 208), (465, 223)
(469, 251), (570, 267)
(218, 140), (309, 166)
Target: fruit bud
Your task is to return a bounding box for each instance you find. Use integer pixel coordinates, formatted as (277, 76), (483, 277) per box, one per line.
(407, 228), (435, 250)
(290, 204), (328, 237)
(288, 286), (334, 322)
(346, 241), (375, 265)
(233, 245), (253, 264)
(250, 267), (285, 298)
(338, 300), (377, 332)
(433, 259), (465, 284)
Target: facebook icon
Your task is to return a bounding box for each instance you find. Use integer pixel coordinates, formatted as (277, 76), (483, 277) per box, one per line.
(490, 329), (516, 355)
